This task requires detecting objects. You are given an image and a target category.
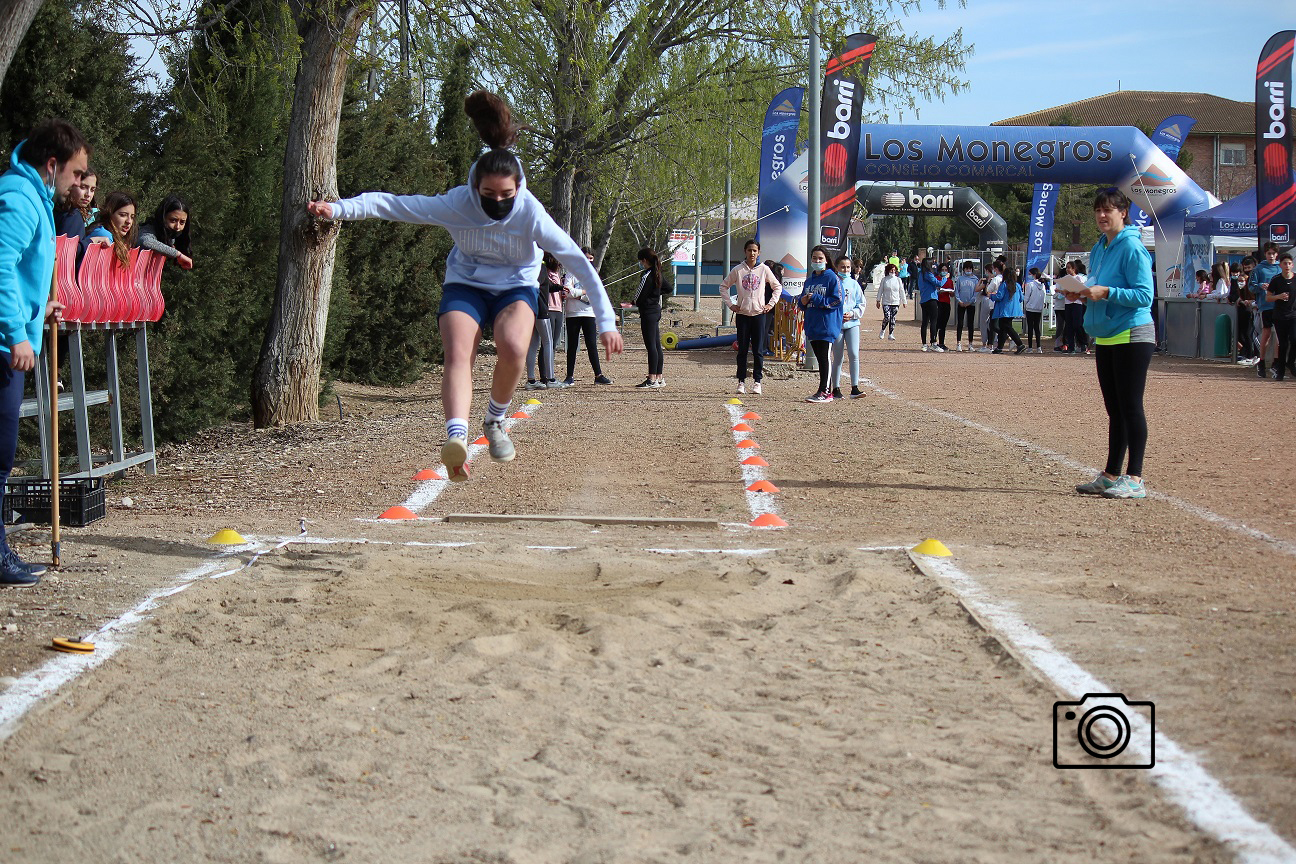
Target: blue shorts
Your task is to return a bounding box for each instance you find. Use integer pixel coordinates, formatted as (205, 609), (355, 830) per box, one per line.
(438, 283), (537, 328)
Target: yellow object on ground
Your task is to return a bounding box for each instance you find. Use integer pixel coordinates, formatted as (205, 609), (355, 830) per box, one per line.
(911, 538), (952, 557)
(207, 529), (247, 545)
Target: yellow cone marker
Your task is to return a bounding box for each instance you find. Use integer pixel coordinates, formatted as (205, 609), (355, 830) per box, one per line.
(525, 398), (542, 406)
(207, 529), (247, 545)
(727, 398), (743, 405)
(52, 638), (95, 654)
(911, 538), (952, 557)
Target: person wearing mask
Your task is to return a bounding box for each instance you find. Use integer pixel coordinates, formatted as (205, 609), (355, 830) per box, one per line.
(935, 261), (954, 351)
(1252, 243), (1281, 379)
(953, 260), (979, 352)
(526, 252), (563, 389)
(917, 258), (942, 352)
(978, 262), (1002, 352)
(799, 245), (842, 402)
(0, 118), (89, 585)
(830, 254), (865, 398)
(633, 247), (669, 388)
(720, 239), (780, 394)
(308, 91), (622, 480)
(989, 265), (1025, 354)
(136, 194), (193, 270)
(560, 245), (613, 386)
(1022, 267), (1048, 353)
(875, 262), (905, 340)
(1264, 252), (1296, 381)
(1069, 188), (1156, 499)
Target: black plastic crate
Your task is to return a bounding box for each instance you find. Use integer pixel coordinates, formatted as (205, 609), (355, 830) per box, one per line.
(4, 477), (106, 527)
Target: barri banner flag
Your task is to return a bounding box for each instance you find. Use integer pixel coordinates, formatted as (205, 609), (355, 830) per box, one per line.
(818, 33), (876, 254)
(1026, 183), (1057, 276)
(756, 87), (803, 245)
(1130, 115), (1196, 228)
(1257, 30), (1296, 246)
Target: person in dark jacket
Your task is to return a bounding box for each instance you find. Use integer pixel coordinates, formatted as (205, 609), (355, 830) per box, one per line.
(0, 119), (89, 586)
(136, 194), (193, 270)
(634, 247), (669, 388)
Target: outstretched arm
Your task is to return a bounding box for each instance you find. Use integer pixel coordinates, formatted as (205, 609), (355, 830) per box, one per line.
(532, 214), (624, 357)
(309, 191), (458, 227)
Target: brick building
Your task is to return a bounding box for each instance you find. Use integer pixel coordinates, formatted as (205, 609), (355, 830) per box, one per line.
(994, 90), (1295, 202)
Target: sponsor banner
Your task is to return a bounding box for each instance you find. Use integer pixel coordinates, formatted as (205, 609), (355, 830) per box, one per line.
(1026, 183), (1057, 276)
(1257, 31), (1296, 246)
(1131, 115), (1196, 227)
(756, 86), (803, 246)
(819, 33), (876, 254)
(668, 229), (696, 265)
(857, 185), (1006, 251)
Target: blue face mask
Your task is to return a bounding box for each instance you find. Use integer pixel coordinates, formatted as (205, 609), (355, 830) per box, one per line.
(811, 261), (826, 273)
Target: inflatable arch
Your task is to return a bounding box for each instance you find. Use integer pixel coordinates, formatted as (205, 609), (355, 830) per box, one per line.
(856, 184), (1007, 252)
(759, 124), (1218, 298)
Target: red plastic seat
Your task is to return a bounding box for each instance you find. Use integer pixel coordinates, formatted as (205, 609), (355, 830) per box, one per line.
(77, 242), (111, 324)
(54, 236), (82, 322)
(141, 251), (166, 321)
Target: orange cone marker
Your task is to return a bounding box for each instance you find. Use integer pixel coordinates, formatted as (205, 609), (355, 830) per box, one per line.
(736, 439), (760, 449)
(741, 412), (762, 421)
(472, 436), (489, 446)
(731, 423), (752, 432)
(412, 469), (443, 481)
(750, 513), (787, 528)
(379, 506), (418, 520)
(510, 411), (530, 419)
(747, 480), (780, 493)
(742, 456), (769, 466)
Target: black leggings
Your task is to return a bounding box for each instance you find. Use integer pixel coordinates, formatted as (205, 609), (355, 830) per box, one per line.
(1065, 304), (1088, 351)
(920, 299), (939, 344)
(1237, 307), (1255, 359)
(1095, 342), (1155, 477)
(1276, 318), (1296, 378)
(936, 302), (951, 347)
(955, 304), (976, 343)
(735, 313), (766, 381)
(811, 339), (832, 393)
(640, 309), (663, 375)
(565, 316), (603, 380)
(996, 317), (1022, 350)
(1024, 310), (1043, 348)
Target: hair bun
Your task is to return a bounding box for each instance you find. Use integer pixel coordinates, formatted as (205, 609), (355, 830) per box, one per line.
(464, 90), (520, 149)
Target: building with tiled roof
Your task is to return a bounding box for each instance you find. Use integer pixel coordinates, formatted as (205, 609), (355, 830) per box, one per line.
(994, 91), (1294, 201)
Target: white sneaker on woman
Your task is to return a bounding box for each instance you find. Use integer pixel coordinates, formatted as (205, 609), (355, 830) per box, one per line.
(736, 380), (746, 394)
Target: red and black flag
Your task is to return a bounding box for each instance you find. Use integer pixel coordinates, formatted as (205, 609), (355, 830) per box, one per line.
(818, 33), (876, 255)
(1256, 30), (1296, 246)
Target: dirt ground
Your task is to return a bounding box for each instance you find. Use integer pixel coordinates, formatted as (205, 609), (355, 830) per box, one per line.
(0, 301), (1291, 862)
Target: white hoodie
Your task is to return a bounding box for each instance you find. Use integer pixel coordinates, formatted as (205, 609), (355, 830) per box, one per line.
(331, 162), (616, 333)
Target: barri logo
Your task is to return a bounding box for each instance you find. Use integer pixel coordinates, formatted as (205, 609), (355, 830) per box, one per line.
(880, 192), (906, 208)
(967, 201), (992, 229)
(907, 189), (953, 210)
(1271, 224), (1292, 244)
(1131, 167), (1176, 196)
(1262, 79), (1288, 141)
(820, 226), (840, 244)
(825, 79), (858, 142)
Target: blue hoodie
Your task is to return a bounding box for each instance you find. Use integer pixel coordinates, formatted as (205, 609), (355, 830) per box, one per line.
(0, 142), (55, 355)
(1084, 225), (1153, 339)
(989, 277), (1023, 319)
(919, 267), (942, 303)
(331, 160), (616, 333)
(800, 268), (843, 342)
(1252, 259), (1280, 312)
(838, 273), (864, 330)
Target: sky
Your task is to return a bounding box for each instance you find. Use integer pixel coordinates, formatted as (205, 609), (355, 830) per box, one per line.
(891, 0), (1274, 126)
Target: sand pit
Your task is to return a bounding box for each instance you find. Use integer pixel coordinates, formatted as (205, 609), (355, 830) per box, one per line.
(0, 538), (1222, 862)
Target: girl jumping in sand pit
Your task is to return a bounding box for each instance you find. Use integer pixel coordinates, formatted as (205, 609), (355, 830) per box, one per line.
(307, 91), (623, 481)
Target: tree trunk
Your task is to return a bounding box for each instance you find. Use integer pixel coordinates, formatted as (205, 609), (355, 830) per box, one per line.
(571, 166), (592, 248)
(251, 3), (368, 427)
(0, 0), (43, 93)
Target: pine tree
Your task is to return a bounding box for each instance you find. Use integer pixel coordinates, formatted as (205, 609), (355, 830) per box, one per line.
(432, 40), (477, 191)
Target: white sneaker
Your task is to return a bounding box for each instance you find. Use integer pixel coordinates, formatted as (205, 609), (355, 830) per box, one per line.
(934, 345), (946, 353)
(736, 380), (746, 394)
(888, 333), (896, 341)
(879, 331), (885, 340)
(752, 381), (762, 395)
(956, 343), (964, 352)
(921, 344), (929, 352)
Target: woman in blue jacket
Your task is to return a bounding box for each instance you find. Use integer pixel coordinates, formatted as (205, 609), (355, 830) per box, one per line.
(918, 258), (942, 351)
(1068, 188), (1155, 500)
(798, 245), (842, 403)
(989, 265), (1025, 354)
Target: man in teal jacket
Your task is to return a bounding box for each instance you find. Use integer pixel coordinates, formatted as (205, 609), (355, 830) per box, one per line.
(0, 119), (89, 586)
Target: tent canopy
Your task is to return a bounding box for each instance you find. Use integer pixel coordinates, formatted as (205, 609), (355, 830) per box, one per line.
(1183, 173), (1296, 239)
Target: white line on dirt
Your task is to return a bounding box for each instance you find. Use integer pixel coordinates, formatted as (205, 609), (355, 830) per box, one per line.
(916, 551), (1296, 864)
(725, 404), (782, 527)
(863, 378), (1296, 559)
(645, 548), (777, 556)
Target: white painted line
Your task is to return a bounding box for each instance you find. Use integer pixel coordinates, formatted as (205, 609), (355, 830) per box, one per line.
(916, 551), (1296, 864)
(856, 545), (909, 552)
(726, 404), (783, 528)
(645, 547), (777, 556)
(862, 378), (1296, 559)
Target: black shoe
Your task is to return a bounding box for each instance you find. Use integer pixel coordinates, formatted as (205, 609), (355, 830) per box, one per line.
(831, 388), (844, 400)
(850, 386), (864, 398)
(992, 348), (1003, 354)
(1257, 361), (1267, 379)
(0, 548), (42, 587)
(594, 374), (613, 385)
(1014, 344), (1026, 355)
(634, 378), (654, 388)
